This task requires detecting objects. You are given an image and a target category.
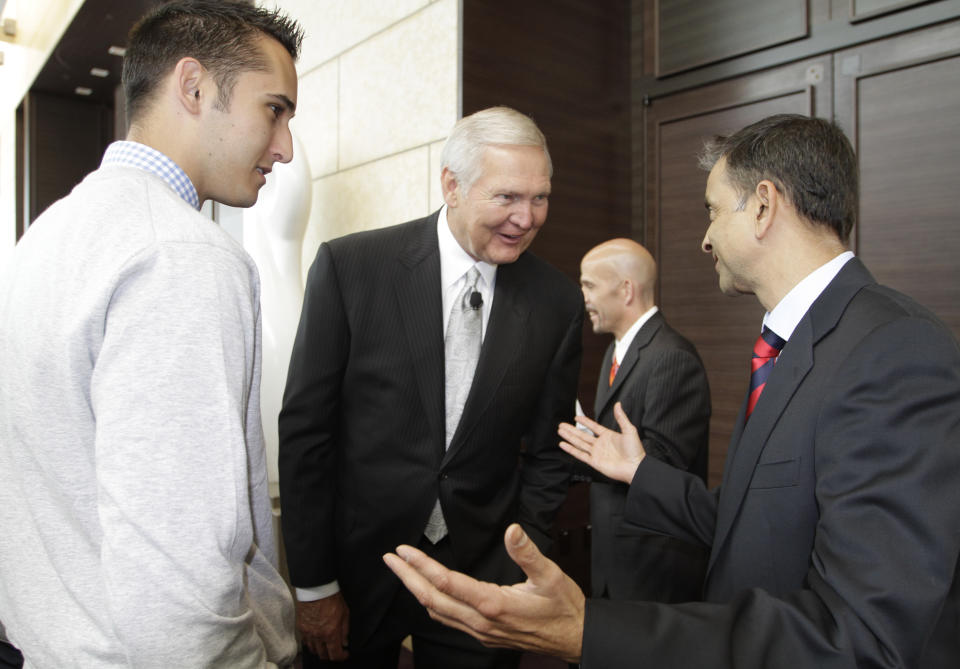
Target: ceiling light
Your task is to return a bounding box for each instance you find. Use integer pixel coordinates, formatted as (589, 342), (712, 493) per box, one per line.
(108, 45), (126, 57)
(75, 86), (92, 96)
(90, 67), (109, 78)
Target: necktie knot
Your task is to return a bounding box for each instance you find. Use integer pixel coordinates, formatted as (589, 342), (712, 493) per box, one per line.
(460, 267), (481, 310)
(754, 326), (786, 359)
(608, 354), (619, 387)
(746, 327), (786, 419)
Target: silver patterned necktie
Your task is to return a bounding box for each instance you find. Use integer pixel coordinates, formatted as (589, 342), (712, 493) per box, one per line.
(424, 266), (482, 543)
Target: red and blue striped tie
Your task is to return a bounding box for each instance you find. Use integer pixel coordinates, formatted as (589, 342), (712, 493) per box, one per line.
(746, 327), (786, 419)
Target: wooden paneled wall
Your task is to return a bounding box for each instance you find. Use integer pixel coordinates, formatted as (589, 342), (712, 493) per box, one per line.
(835, 20), (960, 340)
(636, 0), (960, 486)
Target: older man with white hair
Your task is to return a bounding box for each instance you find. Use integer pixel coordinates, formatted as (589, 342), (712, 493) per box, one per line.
(279, 106), (584, 668)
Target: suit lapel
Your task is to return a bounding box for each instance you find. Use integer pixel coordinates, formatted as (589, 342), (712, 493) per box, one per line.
(707, 258), (876, 576)
(593, 343), (616, 417)
(708, 320), (814, 574)
(394, 215), (446, 456)
(442, 258), (530, 465)
(596, 312), (664, 419)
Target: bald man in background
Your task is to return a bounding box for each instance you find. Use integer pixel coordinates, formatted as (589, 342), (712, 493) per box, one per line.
(579, 239), (710, 602)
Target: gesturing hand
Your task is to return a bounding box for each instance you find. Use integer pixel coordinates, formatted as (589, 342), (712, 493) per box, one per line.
(558, 401), (646, 484)
(383, 524), (585, 663)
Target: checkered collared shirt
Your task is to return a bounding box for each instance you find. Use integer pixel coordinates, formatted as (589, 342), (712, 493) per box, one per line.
(100, 141), (200, 210)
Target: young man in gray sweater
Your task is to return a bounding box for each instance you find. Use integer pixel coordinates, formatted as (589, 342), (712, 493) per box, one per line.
(0, 2), (304, 666)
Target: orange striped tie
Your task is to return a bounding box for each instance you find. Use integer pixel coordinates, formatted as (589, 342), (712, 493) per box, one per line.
(608, 354), (619, 386)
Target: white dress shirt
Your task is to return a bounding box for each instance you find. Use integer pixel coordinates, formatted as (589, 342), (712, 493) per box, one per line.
(613, 306), (660, 369)
(437, 206), (497, 340)
(762, 251), (855, 341)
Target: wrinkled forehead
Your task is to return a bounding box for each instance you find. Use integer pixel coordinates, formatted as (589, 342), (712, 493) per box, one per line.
(477, 145), (551, 180)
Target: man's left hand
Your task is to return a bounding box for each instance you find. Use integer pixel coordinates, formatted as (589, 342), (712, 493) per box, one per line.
(558, 401), (646, 483)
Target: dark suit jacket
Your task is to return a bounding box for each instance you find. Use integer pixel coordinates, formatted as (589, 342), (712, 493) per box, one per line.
(590, 311), (710, 601)
(278, 211), (583, 645)
(581, 258), (960, 668)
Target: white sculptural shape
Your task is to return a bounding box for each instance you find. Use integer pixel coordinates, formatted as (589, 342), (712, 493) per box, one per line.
(243, 132), (311, 489)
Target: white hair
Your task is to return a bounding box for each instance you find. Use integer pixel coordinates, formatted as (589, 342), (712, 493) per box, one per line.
(440, 106), (553, 194)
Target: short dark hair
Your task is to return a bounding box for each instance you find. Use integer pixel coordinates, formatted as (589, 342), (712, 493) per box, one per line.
(122, 0), (304, 123)
(699, 114), (858, 242)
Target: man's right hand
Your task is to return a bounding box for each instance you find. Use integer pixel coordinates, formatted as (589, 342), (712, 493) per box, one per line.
(296, 593), (350, 661)
(383, 523), (585, 663)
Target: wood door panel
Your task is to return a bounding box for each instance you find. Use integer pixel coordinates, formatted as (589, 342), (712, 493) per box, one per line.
(655, 0), (809, 76)
(857, 58), (960, 336)
(849, 0), (933, 22)
(836, 19), (960, 341)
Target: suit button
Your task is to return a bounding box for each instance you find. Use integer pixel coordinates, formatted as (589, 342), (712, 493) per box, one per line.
(440, 473), (449, 480)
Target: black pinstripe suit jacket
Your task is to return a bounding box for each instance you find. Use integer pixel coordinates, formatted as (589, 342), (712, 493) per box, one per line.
(278, 211), (583, 645)
(590, 311), (710, 601)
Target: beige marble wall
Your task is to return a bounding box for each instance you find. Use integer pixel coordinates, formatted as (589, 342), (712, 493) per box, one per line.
(265, 0), (460, 281)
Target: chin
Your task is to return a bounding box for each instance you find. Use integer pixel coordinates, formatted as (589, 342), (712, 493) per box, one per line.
(222, 192), (259, 209)
(719, 281), (752, 298)
(488, 244), (530, 265)
(718, 282), (739, 297)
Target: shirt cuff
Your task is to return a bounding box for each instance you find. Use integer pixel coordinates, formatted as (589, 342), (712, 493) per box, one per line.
(295, 581), (340, 601)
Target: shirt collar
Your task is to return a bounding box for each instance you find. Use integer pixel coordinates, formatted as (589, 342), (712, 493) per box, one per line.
(763, 251), (855, 341)
(101, 141), (200, 210)
(614, 306), (659, 364)
(437, 205), (497, 289)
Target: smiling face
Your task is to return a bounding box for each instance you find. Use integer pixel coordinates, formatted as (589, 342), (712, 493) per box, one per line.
(702, 158), (758, 297)
(443, 144), (551, 265)
(198, 35), (298, 207)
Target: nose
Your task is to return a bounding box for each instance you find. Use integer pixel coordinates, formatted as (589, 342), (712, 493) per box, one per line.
(271, 124), (294, 164)
(509, 201), (535, 229)
(701, 232), (712, 254)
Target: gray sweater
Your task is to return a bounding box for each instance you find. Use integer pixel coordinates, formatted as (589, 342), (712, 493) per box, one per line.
(0, 164), (296, 667)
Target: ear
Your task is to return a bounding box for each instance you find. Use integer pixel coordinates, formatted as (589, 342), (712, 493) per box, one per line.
(174, 57), (207, 115)
(620, 279), (635, 306)
(441, 167), (461, 208)
(754, 179), (779, 240)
